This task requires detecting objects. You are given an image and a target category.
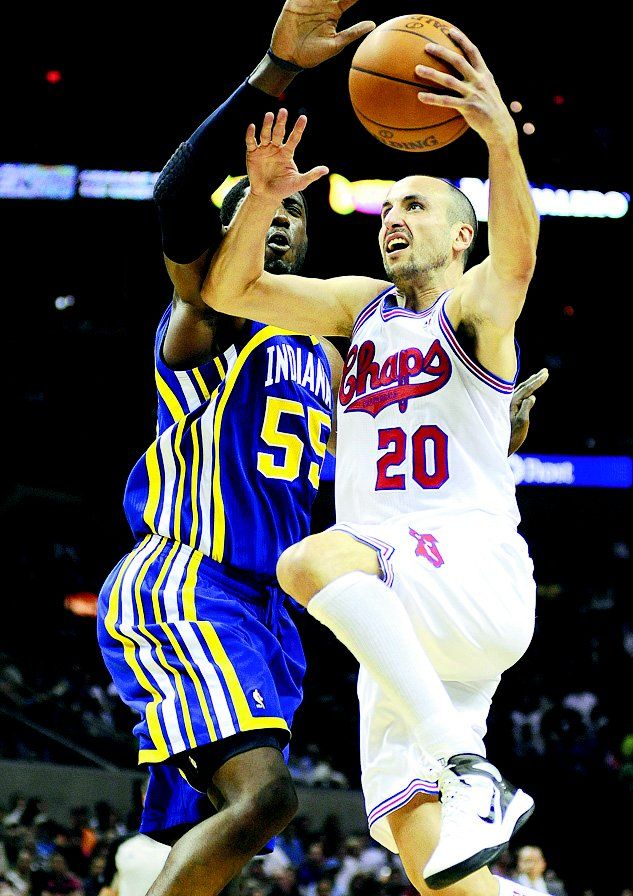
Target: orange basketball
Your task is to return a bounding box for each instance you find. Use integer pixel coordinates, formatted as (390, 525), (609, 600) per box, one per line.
(348, 14), (470, 152)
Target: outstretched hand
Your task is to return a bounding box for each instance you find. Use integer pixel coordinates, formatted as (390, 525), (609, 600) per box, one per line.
(414, 27), (516, 144)
(508, 368), (549, 456)
(245, 110), (329, 204)
(271, 0), (375, 68)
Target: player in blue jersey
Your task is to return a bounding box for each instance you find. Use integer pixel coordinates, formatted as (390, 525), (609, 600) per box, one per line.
(97, 4), (546, 896)
(97, 4), (376, 896)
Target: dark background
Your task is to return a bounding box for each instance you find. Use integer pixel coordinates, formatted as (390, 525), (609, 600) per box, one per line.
(1, 3), (631, 895)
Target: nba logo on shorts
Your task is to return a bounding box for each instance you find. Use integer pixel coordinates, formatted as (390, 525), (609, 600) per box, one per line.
(409, 529), (444, 568)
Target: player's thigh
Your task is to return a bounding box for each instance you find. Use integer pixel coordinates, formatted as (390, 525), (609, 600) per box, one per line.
(388, 795), (497, 896)
(370, 518), (534, 680)
(277, 529), (381, 604)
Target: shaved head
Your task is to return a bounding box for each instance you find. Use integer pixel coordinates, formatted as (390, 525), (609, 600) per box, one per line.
(385, 175), (478, 268)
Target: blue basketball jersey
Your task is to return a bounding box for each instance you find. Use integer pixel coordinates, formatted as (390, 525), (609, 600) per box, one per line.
(124, 307), (333, 579)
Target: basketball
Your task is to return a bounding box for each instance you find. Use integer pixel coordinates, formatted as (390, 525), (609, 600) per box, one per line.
(348, 14), (470, 152)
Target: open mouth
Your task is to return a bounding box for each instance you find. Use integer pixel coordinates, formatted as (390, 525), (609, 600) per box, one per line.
(267, 232), (291, 254)
(385, 233), (410, 255)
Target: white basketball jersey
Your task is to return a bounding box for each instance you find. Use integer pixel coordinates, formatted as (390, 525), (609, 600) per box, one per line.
(335, 287), (520, 528)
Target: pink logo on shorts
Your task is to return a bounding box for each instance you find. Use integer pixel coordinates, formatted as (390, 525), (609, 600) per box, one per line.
(409, 529), (444, 568)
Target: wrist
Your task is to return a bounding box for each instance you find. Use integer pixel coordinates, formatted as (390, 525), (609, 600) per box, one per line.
(244, 190), (280, 213)
(248, 49), (303, 97)
(267, 47), (304, 73)
(485, 122), (519, 153)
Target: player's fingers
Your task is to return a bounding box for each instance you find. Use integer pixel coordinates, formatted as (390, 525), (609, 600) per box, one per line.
(259, 111), (275, 145)
(515, 368), (549, 399)
(417, 91), (461, 108)
(285, 114), (308, 151)
(447, 27), (487, 71)
(271, 108), (288, 146)
(334, 20), (376, 50)
(415, 65), (465, 95)
(298, 166), (330, 189)
(245, 123), (258, 152)
(517, 395), (536, 423)
(424, 41), (473, 79)
(530, 367), (550, 388)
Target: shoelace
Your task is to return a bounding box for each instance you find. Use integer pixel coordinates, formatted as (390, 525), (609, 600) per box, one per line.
(438, 769), (491, 830)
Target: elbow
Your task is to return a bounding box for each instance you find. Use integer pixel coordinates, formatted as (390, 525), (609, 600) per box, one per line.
(201, 272), (227, 312)
(202, 269), (254, 314)
(153, 142), (193, 207)
(501, 248), (537, 285)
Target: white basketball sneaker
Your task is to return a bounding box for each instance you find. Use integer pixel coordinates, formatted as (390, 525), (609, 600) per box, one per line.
(423, 753), (534, 890)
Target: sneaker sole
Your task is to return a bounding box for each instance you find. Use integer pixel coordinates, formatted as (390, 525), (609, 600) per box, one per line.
(424, 791), (535, 890)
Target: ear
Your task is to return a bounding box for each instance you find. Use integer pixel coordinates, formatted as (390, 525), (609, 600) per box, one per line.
(452, 222), (474, 257)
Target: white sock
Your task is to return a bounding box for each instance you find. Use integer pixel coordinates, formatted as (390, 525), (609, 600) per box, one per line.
(307, 571), (481, 760)
(495, 876), (553, 896)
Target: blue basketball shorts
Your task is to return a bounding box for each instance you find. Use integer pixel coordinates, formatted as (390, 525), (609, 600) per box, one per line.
(97, 534), (306, 767)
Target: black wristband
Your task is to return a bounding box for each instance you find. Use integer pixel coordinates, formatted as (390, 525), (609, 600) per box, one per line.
(267, 47), (304, 73)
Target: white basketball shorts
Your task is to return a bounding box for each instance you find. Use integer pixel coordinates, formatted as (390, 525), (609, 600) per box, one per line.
(331, 511), (536, 853)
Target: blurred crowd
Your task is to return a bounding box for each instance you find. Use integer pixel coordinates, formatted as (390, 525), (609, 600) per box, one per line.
(0, 793), (588, 896)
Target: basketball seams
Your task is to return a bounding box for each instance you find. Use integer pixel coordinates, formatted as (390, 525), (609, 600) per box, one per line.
(348, 14), (469, 152)
(352, 103), (463, 132)
(380, 27), (459, 45)
(350, 65), (452, 95)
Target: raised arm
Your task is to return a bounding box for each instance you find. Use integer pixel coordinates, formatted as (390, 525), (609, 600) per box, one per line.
(153, 1), (376, 365)
(416, 28), (539, 378)
(202, 109), (387, 336)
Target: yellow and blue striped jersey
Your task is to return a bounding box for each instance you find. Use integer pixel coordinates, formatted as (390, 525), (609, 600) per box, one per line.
(124, 306), (333, 580)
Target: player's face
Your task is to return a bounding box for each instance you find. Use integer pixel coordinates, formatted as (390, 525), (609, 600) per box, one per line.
(264, 193), (308, 275)
(379, 176), (453, 283)
(233, 189), (308, 275)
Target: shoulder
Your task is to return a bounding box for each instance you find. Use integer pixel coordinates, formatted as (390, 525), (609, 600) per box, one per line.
(327, 277), (392, 330)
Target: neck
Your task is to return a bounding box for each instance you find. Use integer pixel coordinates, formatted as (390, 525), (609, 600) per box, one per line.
(392, 259), (462, 311)
(395, 284), (445, 311)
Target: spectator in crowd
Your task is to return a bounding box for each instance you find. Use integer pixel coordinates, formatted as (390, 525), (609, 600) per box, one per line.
(82, 854), (107, 896)
(348, 872), (381, 896)
(33, 853), (83, 896)
(0, 873), (21, 896)
(275, 823), (305, 869)
(267, 868), (302, 896)
(92, 807), (125, 846)
(261, 843), (292, 880)
(297, 842), (339, 896)
(513, 845), (568, 896)
(315, 880), (333, 896)
(2, 799), (27, 832)
(4, 849), (34, 896)
(239, 879), (267, 896)
(332, 836), (363, 896)
(20, 804), (48, 833)
(32, 822), (59, 866)
(61, 809), (97, 879)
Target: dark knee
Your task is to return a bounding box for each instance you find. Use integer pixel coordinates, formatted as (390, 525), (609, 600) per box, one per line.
(253, 773), (298, 829)
(232, 774), (298, 850)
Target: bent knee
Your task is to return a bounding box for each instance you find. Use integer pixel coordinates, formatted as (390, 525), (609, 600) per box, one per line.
(233, 774), (298, 846)
(277, 532), (381, 606)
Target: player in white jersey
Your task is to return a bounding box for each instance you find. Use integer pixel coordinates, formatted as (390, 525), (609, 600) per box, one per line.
(202, 22), (542, 896)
